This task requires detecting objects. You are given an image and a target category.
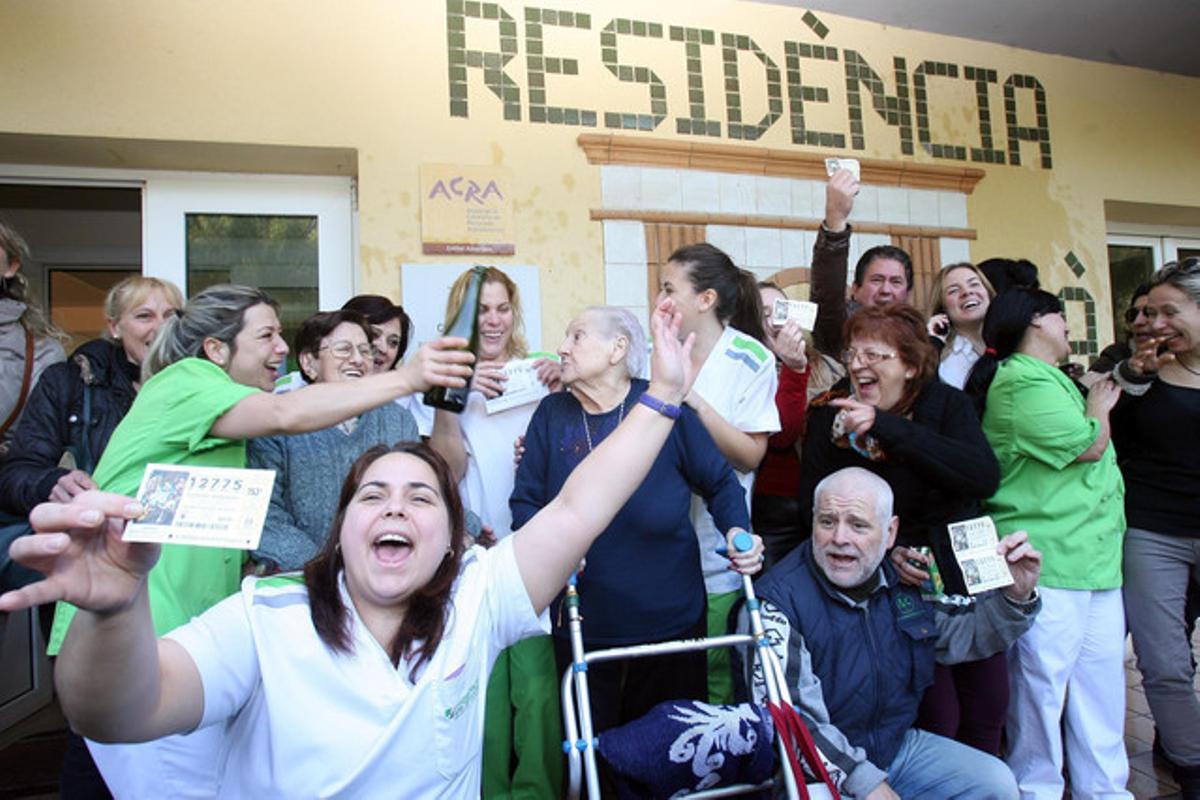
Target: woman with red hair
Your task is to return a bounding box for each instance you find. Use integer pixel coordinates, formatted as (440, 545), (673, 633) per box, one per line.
(797, 304), (1009, 756)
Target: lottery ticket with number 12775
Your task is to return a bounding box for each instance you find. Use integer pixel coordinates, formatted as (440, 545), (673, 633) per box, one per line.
(123, 464), (276, 550)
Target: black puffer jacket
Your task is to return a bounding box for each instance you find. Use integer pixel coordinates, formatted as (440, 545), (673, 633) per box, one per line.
(0, 338), (138, 515)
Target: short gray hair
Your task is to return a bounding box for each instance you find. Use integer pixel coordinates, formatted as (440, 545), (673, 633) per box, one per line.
(584, 306), (647, 379)
(1153, 257), (1200, 306)
(812, 467), (894, 530)
(142, 284), (277, 381)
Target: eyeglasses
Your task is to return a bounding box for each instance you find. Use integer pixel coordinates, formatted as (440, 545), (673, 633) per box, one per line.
(320, 341), (372, 360)
(840, 348), (899, 366)
(1123, 306), (1148, 325)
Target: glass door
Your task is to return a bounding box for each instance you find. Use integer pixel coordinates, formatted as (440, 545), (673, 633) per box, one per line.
(143, 174), (355, 355)
(1106, 235), (1162, 343)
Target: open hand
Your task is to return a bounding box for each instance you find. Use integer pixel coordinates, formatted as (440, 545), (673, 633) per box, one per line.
(0, 492), (158, 615)
(647, 298), (696, 405)
(998, 530), (1042, 602)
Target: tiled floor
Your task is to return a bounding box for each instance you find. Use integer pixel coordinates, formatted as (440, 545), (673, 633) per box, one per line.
(1121, 632), (1195, 800)
(0, 636), (1195, 798)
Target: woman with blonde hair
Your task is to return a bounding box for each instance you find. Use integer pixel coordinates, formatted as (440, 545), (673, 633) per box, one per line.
(926, 262), (996, 389)
(0, 219), (68, 445)
(408, 265), (563, 799)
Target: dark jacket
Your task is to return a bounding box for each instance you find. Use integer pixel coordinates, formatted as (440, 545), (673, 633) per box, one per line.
(745, 540), (1039, 797)
(0, 339), (137, 515)
(797, 379), (1001, 594)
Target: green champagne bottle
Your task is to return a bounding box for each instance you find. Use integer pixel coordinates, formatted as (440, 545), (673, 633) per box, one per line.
(423, 266), (486, 413)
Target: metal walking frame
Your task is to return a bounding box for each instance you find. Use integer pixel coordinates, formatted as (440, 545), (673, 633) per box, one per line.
(561, 536), (803, 800)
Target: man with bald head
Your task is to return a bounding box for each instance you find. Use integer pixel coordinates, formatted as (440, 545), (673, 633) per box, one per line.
(743, 467), (1042, 799)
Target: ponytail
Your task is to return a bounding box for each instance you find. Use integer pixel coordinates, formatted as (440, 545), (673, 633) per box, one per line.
(142, 284), (277, 382)
(963, 287), (1062, 417)
(668, 242), (768, 344)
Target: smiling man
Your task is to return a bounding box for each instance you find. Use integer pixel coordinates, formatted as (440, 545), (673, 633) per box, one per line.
(743, 468), (1042, 800)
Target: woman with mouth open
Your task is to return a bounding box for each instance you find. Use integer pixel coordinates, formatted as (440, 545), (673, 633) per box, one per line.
(39, 283), (476, 798)
(246, 309), (466, 573)
(0, 299), (745, 798)
(965, 288), (1129, 799)
(797, 304), (1007, 756)
(925, 262), (996, 389)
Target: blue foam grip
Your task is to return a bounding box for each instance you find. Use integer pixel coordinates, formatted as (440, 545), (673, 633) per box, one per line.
(732, 531), (754, 553)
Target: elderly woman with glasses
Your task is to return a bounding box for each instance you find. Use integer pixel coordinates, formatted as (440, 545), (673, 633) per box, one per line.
(510, 305), (762, 738)
(247, 309), (466, 573)
(798, 304), (1007, 756)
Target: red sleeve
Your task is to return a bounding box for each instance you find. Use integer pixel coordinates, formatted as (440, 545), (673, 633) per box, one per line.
(767, 364), (809, 450)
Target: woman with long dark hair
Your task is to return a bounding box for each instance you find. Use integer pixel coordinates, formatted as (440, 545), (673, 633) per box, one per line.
(965, 288), (1129, 800)
(656, 242), (779, 701)
(42, 283), (473, 798)
(0, 301), (717, 798)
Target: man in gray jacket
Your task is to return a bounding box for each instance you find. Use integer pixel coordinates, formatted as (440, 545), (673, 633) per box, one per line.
(744, 467), (1041, 799)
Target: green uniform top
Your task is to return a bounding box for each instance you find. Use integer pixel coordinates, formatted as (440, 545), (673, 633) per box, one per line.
(48, 358), (260, 654)
(981, 353), (1124, 590)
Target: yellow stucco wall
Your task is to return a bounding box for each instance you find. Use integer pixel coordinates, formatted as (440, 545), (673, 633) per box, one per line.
(2, 0), (1198, 350)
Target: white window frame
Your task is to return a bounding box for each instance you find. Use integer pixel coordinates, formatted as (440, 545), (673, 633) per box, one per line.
(0, 165), (357, 306)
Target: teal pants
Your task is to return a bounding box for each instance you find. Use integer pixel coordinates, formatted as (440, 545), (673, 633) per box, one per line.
(481, 635), (563, 799)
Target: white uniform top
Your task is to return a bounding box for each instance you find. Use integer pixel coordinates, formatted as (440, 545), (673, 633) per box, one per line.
(166, 537), (547, 799)
(938, 335), (980, 390)
(688, 326), (780, 593)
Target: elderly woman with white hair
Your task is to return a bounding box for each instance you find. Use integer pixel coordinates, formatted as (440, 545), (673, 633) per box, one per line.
(510, 305), (762, 737)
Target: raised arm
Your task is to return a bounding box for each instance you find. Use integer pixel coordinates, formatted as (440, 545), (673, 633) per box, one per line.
(511, 300), (695, 613)
(209, 338), (474, 440)
(0, 494), (204, 742)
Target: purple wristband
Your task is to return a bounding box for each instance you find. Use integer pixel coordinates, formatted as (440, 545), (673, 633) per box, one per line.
(638, 393), (682, 419)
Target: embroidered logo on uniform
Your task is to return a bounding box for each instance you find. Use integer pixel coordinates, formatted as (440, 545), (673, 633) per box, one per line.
(724, 335), (769, 372)
(443, 684), (478, 720)
(894, 594), (919, 620)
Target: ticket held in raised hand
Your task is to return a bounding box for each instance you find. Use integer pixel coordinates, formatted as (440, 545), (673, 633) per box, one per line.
(771, 298), (819, 332)
(824, 157), (861, 181)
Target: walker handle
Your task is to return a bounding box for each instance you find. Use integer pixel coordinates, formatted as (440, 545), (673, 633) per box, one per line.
(715, 530), (755, 556)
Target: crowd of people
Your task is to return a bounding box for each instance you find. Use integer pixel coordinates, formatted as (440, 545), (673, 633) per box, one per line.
(0, 165), (1196, 800)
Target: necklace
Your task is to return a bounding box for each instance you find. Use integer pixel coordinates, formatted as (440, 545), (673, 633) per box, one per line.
(1177, 355), (1200, 376)
(581, 399), (625, 452)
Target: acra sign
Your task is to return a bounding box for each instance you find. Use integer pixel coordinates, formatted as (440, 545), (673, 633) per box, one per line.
(445, 1), (1053, 169)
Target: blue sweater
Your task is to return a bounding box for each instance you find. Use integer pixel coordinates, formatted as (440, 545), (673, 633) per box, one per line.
(510, 379), (748, 644)
(247, 403), (419, 570)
